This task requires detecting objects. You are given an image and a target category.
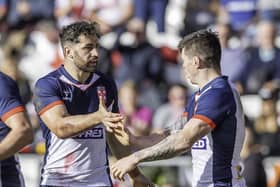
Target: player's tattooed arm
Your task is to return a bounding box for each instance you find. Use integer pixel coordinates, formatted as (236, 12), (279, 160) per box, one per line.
(134, 118), (212, 162)
(130, 115), (187, 150)
(134, 131), (183, 161)
(129, 128), (171, 150)
(111, 118), (212, 181)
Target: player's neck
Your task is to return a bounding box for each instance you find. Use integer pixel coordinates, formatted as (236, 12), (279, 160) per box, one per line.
(64, 63), (91, 84)
(197, 69), (221, 89)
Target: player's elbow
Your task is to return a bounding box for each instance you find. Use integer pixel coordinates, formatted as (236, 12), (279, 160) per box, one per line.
(175, 135), (194, 153)
(176, 140), (192, 153)
(18, 124), (34, 145)
(24, 127), (34, 145)
(54, 123), (73, 139)
(55, 128), (70, 139)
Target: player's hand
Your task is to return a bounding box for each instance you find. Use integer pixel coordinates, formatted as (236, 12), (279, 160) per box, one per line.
(111, 155), (139, 181)
(98, 96), (123, 132)
(111, 122), (130, 146)
(123, 126), (138, 145)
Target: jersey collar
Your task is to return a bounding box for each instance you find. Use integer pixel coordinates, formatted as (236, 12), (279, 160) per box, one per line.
(198, 76), (228, 95)
(58, 65), (100, 91)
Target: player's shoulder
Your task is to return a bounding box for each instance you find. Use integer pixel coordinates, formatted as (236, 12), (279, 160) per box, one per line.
(0, 72), (17, 91)
(211, 76), (231, 89)
(0, 72), (15, 84)
(198, 77), (234, 102)
(208, 76), (233, 95)
(34, 69), (61, 88)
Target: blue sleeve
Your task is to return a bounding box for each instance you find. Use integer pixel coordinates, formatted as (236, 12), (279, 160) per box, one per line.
(0, 76), (24, 121)
(220, 0), (228, 6)
(33, 78), (64, 115)
(193, 89), (234, 129)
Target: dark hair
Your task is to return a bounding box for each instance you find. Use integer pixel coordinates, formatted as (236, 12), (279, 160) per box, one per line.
(178, 29), (221, 69)
(59, 21), (100, 48)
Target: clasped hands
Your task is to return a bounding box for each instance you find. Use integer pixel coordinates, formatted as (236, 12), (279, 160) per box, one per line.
(97, 96), (155, 186)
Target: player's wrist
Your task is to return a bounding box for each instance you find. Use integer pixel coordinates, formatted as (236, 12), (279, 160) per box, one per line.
(132, 152), (141, 165)
(92, 111), (103, 124)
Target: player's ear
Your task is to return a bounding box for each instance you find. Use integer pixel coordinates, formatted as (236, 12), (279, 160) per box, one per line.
(64, 46), (74, 60)
(192, 56), (201, 68)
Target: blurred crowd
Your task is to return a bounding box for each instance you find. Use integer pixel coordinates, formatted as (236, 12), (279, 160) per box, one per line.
(1, 0), (280, 187)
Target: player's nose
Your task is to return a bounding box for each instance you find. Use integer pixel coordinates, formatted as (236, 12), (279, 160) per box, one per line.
(90, 48), (98, 57)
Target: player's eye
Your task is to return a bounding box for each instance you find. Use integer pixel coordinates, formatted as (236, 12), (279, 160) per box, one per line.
(83, 46), (93, 51)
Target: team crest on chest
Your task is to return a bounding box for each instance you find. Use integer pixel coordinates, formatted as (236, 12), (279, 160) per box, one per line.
(97, 86), (107, 101)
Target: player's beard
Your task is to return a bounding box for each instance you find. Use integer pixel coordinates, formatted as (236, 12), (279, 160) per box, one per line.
(73, 52), (98, 73)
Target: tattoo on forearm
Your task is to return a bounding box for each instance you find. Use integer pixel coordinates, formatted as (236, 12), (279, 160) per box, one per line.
(134, 132), (181, 162)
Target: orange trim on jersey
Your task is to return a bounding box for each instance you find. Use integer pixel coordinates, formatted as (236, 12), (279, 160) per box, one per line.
(1, 106), (25, 122)
(193, 114), (216, 129)
(182, 112), (188, 117)
(38, 100), (64, 115)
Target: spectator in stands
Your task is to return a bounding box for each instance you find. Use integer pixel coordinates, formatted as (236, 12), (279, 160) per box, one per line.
(216, 23), (247, 93)
(241, 126), (267, 187)
(0, 0), (7, 31)
(181, 0), (219, 36)
(119, 80), (153, 136)
(18, 20), (60, 87)
(115, 40), (164, 109)
(243, 21), (280, 94)
(113, 20), (164, 110)
(4, 0), (54, 30)
(54, 0), (86, 29)
(130, 0), (168, 34)
(219, 0), (257, 34)
(84, 0), (134, 75)
(258, 0), (280, 22)
(153, 83), (188, 131)
(86, 0), (133, 36)
(254, 88), (280, 156)
(114, 3), (165, 87)
(0, 31), (32, 105)
(0, 30), (26, 80)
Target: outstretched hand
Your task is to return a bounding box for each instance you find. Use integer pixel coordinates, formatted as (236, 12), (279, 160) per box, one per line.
(111, 155), (139, 181)
(110, 122), (131, 146)
(98, 96), (123, 132)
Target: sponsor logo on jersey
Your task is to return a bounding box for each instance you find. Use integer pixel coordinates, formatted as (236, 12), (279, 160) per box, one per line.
(73, 127), (104, 139)
(62, 88), (73, 101)
(192, 137), (207, 149)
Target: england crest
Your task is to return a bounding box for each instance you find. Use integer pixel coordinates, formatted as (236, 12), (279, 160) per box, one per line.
(97, 86), (107, 101)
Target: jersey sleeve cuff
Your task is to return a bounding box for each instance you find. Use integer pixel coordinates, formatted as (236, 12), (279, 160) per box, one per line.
(1, 106), (25, 122)
(193, 114), (216, 129)
(38, 100), (64, 115)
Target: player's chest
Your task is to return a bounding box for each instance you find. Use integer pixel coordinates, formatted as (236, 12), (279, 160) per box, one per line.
(59, 85), (113, 113)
